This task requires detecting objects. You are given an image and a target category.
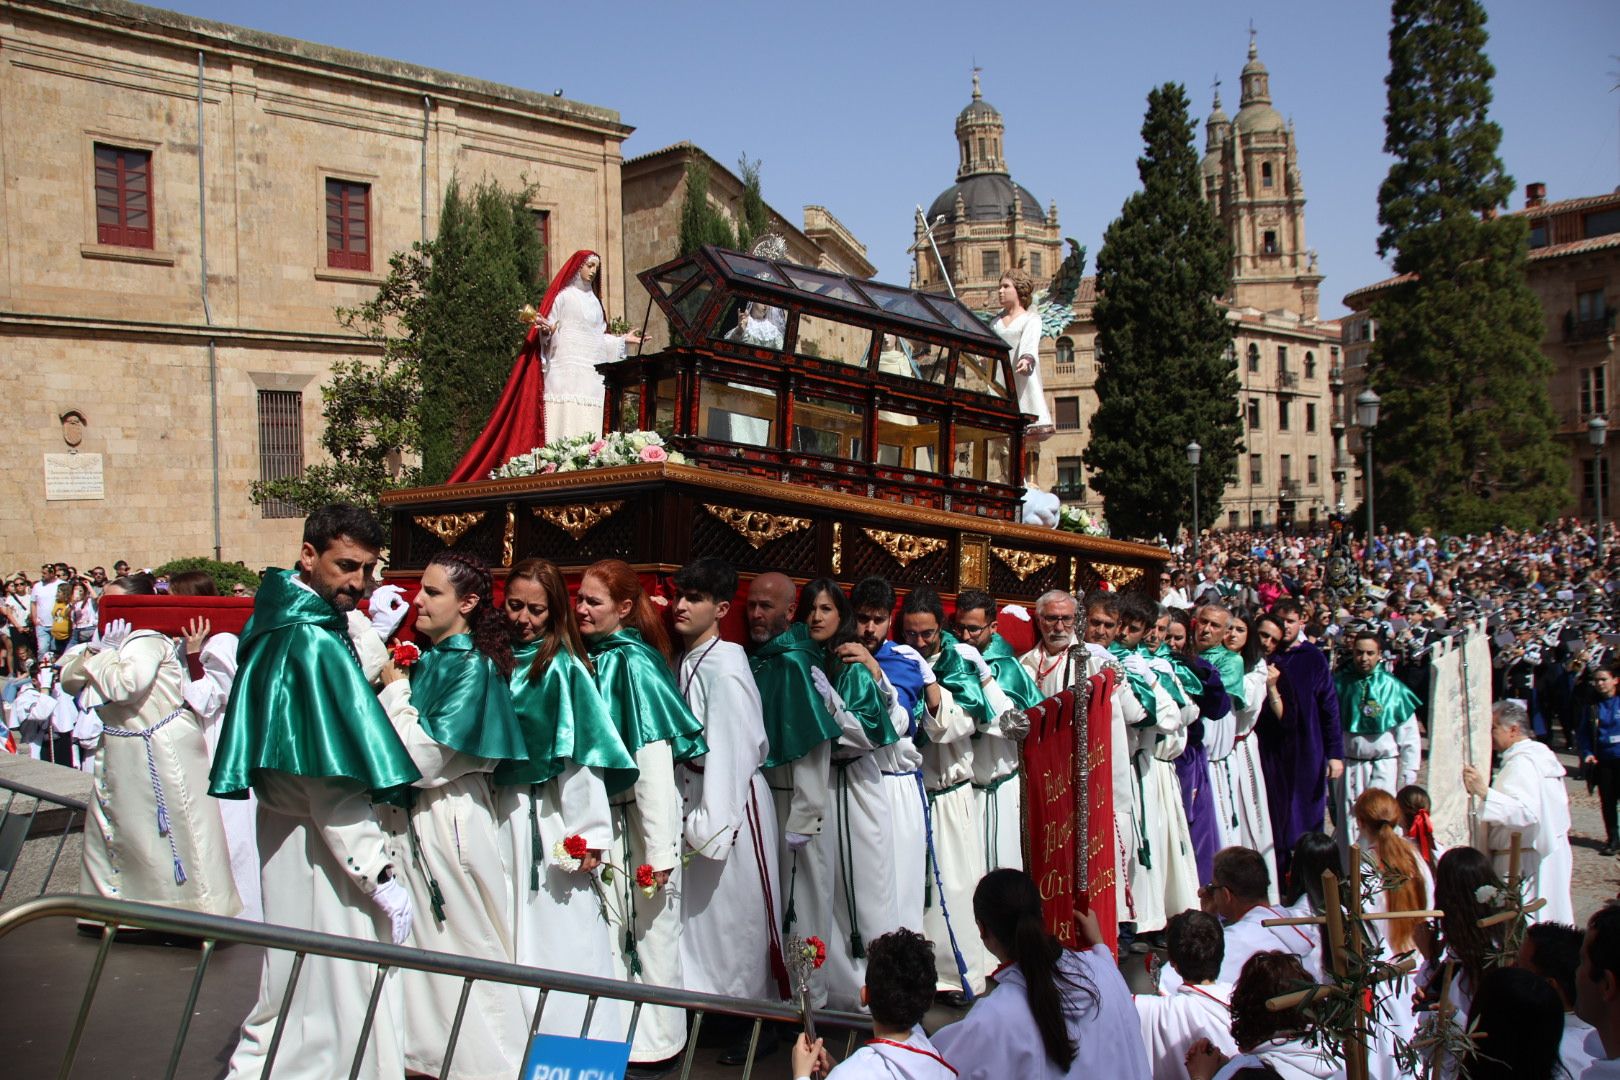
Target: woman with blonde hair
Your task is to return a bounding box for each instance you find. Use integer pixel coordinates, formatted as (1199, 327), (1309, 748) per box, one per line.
(1352, 786), (1432, 1080)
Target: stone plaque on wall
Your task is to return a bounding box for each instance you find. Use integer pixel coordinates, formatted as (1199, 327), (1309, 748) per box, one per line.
(43, 453), (105, 501)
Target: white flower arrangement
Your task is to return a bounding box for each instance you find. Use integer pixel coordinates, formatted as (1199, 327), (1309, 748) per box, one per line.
(1058, 505), (1109, 538)
(492, 430), (687, 479)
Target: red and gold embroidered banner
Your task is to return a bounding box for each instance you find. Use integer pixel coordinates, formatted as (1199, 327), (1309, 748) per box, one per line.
(1021, 666), (1117, 956)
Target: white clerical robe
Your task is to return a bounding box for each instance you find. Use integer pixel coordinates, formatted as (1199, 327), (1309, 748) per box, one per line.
(59, 632), (240, 915)
(1129, 676), (1200, 934)
(1210, 664), (1279, 902)
(920, 676), (988, 996)
(965, 644), (1023, 873)
(932, 945), (1152, 1080)
(828, 1027), (956, 1079)
(379, 679), (526, 1080)
(185, 631), (262, 921)
(1157, 903), (1319, 996)
(677, 639), (783, 1001)
(497, 761), (623, 1040)
(1134, 981), (1237, 1080)
(1479, 738), (1573, 925)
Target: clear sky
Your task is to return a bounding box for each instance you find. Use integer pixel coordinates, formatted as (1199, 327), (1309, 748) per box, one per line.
(166, 0), (1619, 317)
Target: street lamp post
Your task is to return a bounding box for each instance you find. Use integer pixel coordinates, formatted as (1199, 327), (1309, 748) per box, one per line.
(1356, 389), (1381, 559)
(1186, 440), (1202, 560)
(1591, 415), (1609, 560)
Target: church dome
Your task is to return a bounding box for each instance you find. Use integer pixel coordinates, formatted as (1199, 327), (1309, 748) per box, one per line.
(927, 174), (1049, 225)
(1234, 32), (1285, 135)
(958, 96), (1000, 125)
(1234, 103), (1285, 134)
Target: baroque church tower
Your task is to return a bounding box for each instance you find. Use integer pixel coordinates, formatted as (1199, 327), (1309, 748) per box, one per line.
(913, 73), (1061, 311)
(1202, 33), (1322, 319)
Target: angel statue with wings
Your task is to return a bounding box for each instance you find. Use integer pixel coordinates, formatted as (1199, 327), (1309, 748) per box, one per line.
(984, 239), (1086, 444)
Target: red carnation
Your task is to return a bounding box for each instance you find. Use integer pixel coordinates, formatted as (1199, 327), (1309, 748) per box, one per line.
(391, 641), (421, 668)
(635, 863), (656, 889)
(563, 834), (589, 861)
(806, 935), (827, 969)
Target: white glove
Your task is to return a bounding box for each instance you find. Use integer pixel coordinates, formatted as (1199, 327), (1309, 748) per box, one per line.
(1001, 604), (1031, 623)
(371, 875), (413, 945)
(786, 831), (813, 851)
(1121, 652), (1152, 678)
(809, 666), (847, 714)
(955, 642), (993, 681)
(94, 618), (133, 653)
(369, 585), (409, 641)
(889, 643), (937, 686)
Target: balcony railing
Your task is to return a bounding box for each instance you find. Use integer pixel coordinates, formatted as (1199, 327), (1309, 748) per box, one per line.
(1277, 370), (1299, 390)
(1333, 453), (1355, 472)
(1328, 365), (1345, 383)
(1053, 481), (1087, 501)
(1565, 309), (1617, 344)
(1280, 479), (1302, 499)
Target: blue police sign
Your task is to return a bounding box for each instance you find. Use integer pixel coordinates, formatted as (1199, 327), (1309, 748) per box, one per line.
(519, 1034), (633, 1080)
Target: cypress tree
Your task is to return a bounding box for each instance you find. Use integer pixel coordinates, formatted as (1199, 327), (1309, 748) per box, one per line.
(1368, 0), (1566, 530)
(677, 157), (735, 255)
(735, 154), (768, 252)
(1084, 83), (1237, 540)
(416, 177), (542, 482)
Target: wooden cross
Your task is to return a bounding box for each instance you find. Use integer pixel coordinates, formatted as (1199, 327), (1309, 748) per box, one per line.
(1262, 867), (1442, 1080)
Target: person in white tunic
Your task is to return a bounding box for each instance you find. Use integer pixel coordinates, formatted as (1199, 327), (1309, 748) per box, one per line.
(932, 870), (1152, 1080)
(1462, 699), (1573, 925)
(59, 588), (240, 917)
(791, 927), (957, 1080)
(1335, 633), (1422, 853)
(1518, 921), (1599, 1080)
(1158, 847), (1317, 996)
(11, 662), (63, 761)
(1135, 911), (1238, 1080)
(670, 559), (785, 1005)
(1575, 904), (1620, 1080)
(1183, 950), (1343, 1080)
(990, 268), (1054, 440)
(375, 553), (530, 1080)
(531, 250), (642, 442)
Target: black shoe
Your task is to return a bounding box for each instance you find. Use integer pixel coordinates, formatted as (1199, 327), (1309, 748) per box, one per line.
(1603, 844), (1619, 857)
(625, 1058), (680, 1080)
(718, 1027), (778, 1067)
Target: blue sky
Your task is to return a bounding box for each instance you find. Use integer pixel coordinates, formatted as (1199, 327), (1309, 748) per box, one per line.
(170, 0), (1619, 317)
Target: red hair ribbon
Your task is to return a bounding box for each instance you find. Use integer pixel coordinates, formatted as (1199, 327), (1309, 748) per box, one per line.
(1408, 808), (1435, 864)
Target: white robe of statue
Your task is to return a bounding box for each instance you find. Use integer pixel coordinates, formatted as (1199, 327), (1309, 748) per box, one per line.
(184, 631), (262, 921)
(1134, 981), (1238, 1080)
(58, 632), (240, 916)
(992, 309), (1053, 434)
(542, 278), (627, 442)
(677, 639), (784, 1001)
(1479, 737), (1573, 925)
(920, 676), (988, 996)
(378, 680), (526, 1080)
(497, 757), (624, 1040)
(1209, 664), (1279, 902)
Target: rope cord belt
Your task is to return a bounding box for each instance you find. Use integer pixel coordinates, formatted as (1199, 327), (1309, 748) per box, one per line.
(833, 760), (864, 959)
(102, 706), (189, 886)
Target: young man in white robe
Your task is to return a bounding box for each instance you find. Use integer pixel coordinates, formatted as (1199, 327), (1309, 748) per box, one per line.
(1157, 846), (1318, 996)
(1335, 632), (1422, 852)
(1134, 911), (1237, 1080)
(1463, 698), (1574, 925)
(1019, 589), (1139, 940)
(1575, 903), (1620, 1080)
(671, 559), (786, 1062)
(1519, 921), (1599, 1080)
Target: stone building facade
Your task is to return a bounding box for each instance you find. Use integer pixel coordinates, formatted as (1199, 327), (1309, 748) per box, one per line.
(621, 142), (876, 354)
(1342, 184), (1620, 519)
(912, 40), (1342, 534)
(0, 0), (631, 571)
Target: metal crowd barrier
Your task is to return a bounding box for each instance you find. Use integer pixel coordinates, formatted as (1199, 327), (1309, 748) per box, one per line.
(0, 893), (874, 1080)
(0, 776), (87, 903)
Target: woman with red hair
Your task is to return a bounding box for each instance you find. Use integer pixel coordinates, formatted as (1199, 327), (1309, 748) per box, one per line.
(576, 559), (705, 1068)
(534, 250), (641, 442)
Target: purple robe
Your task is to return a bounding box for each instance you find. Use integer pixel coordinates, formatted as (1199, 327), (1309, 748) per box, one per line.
(1176, 656), (1229, 884)
(1258, 640), (1343, 877)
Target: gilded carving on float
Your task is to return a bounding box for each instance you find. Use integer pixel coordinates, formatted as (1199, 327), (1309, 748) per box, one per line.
(958, 535), (990, 589)
(414, 511), (486, 547)
(990, 546), (1055, 581)
(533, 501), (625, 541)
(1093, 562), (1145, 589)
(501, 503), (516, 566)
(863, 528), (946, 567)
(701, 503), (812, 550)
(831, 522), (843, 574)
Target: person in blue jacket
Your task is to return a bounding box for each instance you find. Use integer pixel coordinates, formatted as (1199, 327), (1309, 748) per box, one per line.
(1578, 663), (1620, 855)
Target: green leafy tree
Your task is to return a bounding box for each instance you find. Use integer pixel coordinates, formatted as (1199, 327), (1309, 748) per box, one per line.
(678, 157), (736, 255)
(1083, 83), (1237, 541)
(417, 178), (543, 481)
(154, 557), (261, 593)
(735, 154), (768, 252)
(1367, 0), (1566, 530)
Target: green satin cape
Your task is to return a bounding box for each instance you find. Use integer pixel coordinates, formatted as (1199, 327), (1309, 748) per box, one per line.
(406, 634), (528, 761)
(1336, 666), (1421, 737)
(208, 568), (420, 805)
(586, 628), (708, 763)
(932, 632), (992, 725)
(1148, 643), (1199, 707)
(497, 639), (638, 794)
(1200, 645), (1249, 712)
(827, 650), (898, 750)
(748, 623), (841, 767)
(1108, 640), (1159, 721)
(981, 633), (1043, 710)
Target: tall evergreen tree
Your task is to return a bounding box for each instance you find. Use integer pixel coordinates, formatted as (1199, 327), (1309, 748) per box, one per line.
(416, 177), (543, 481)
(1368, 0), (1565, 531)
(735, 154), (768, 251)
(1084, 83), (1237, 541)
(677, 157), (736, 255)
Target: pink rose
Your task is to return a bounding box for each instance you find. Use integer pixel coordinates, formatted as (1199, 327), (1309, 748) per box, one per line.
(542, 463), (558, 474)
(588, 439), (608, 455)
(639, 445), (668, 463)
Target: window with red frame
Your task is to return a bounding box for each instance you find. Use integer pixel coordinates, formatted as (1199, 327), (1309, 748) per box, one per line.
(326, 179), (371, 270)
(94, 144), (154, 249)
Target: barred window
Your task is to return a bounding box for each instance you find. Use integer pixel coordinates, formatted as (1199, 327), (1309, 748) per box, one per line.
(257, 390), (304, 519)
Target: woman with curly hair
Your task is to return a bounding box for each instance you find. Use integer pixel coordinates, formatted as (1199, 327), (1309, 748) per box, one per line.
(1184, 951), (1342, 1080)
(377, 551), (530, 1080)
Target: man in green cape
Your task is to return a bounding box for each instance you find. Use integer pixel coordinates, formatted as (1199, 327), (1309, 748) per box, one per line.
(214, 503), (419, 1080)
(1335, 631), (1422, 847)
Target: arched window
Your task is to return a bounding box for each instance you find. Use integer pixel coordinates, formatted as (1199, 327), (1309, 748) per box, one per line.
(1261, 161), (1274, 189)
(1247, 343), (1261, 373)
(1304, 351), (1317, 379)
(1056, 337), (1075, 368)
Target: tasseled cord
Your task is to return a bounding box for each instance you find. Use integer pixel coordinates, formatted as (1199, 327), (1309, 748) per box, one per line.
(528, 785), (543, 893)
(405, 792), (447, 924)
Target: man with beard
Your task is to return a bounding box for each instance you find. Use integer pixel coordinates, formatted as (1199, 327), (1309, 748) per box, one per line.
(744, 572), (841, 1004)
(1334, 632), (1421, 850)
(213, 503), (419, 1080)
(1257, 597), (1343, 878)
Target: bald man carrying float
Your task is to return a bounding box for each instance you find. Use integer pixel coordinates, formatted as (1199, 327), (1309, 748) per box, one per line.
(746, 572), (842, 1006)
